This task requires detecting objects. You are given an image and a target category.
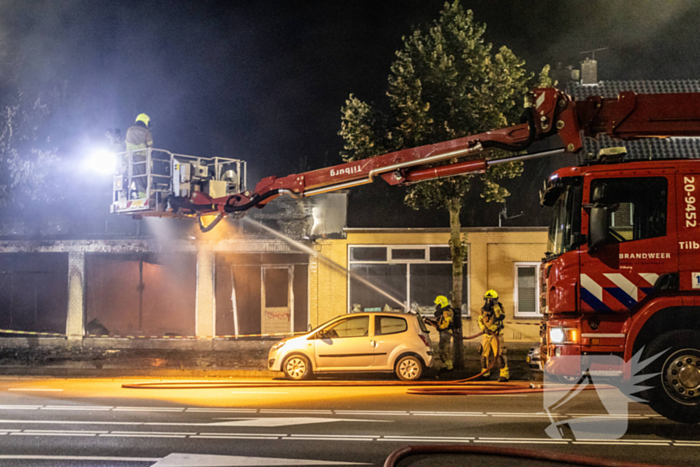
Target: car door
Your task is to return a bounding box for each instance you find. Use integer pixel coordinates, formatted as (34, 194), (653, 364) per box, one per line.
(372, 315), (409, 369)
(313, 315), (374, 370)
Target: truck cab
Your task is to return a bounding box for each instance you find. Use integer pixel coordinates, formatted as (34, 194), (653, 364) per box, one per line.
(540, 154), (700, 422)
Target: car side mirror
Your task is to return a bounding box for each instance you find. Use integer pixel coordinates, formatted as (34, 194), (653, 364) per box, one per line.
(589, 204), (610, 252)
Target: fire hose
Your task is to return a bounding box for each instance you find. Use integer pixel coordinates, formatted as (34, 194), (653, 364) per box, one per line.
(383, 445), (673, 467)
(122, 329), (567, 396)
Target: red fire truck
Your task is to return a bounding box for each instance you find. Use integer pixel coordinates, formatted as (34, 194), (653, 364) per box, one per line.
(112, 86), (700, 422)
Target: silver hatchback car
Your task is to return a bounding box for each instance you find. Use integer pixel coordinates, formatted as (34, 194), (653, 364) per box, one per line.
(268, 312), (433, 381)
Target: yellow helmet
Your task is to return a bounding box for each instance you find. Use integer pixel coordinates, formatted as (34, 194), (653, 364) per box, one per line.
(484, 289), (499, 300)
(135, 113), (150, 127)
(434, 295), (449, 308)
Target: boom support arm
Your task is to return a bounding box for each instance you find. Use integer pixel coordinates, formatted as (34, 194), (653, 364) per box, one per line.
(185, 87), (700, 224)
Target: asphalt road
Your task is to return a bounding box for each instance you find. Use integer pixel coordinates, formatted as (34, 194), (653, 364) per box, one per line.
(0, 376), (696, 466)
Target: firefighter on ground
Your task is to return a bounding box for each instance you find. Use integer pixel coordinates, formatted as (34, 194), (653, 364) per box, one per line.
(478, 289), (509, 382)
(125, 113), (154, 198)
(424, 295), (454, 372)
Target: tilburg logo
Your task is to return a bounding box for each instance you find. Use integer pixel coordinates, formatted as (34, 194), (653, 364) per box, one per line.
(544, 348), (665, 440)
(330, 165), (361, 177)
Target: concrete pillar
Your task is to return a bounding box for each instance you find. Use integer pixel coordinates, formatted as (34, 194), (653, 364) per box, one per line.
(66, 251), (85, 341)
(195, 247), (215, 338)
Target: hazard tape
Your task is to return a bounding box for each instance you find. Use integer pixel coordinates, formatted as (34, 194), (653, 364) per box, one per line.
(0, 329), (66, 337)
(0, 329), (307, 339)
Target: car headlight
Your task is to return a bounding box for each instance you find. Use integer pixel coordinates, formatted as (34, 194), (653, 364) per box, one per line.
(270, 340), (287, 352)
(549, 327), (578, 344)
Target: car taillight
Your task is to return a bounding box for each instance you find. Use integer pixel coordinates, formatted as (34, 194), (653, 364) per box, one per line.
(419, 334), (430, 347)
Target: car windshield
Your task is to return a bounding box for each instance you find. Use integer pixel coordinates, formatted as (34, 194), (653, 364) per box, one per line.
(546, 181), (582, 258)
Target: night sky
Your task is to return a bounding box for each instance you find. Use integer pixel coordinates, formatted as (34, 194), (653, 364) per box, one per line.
(1, 0), (699, 228)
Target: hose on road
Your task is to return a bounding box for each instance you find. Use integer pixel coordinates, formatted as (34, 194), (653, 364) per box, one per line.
(383, 445), (672, 467)
(122, 330), (573, 396)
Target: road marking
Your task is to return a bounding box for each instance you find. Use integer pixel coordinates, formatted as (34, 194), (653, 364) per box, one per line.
(286, 437), (375, 442)
(0, 455), (160, 462)
(152, 453), (371, 466)
(209, 418), (391, 427)
(114, 406), (185, 412)
(7, 388), (62, 392)
(0, 404), (662, 420)
(0, 428), (687, 448)
(0, 417), (390, 428)
(187, 408), (257, 413)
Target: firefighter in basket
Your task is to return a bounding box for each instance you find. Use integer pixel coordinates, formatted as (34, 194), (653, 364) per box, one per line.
(423, 295), (454, 372)
(478, 289), (509, 382)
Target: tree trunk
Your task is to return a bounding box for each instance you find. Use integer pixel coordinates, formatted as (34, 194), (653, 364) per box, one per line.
(449, 196), (465, 369)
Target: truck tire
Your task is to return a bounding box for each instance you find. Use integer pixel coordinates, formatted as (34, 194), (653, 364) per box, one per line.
(395, 355), (423, 381)
(640, 330), (700, 423)
(282, 354), (312, 380)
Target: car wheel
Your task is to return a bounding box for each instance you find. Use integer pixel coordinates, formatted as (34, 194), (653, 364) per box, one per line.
(640, 330), (700, 423)
(396, 355), (423, 381)
(283, 355), (312, 380)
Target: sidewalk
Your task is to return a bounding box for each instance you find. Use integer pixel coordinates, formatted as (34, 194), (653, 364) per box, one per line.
(0, 345), (538, 380)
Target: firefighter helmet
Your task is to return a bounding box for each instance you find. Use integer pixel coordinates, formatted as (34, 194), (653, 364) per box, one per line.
(434, 295), (449, 308)
(135, 113), (151, 127)
(484, 289), (499, 300)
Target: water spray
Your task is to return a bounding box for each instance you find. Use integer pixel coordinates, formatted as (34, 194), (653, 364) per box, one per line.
(241, 217), (407, 310)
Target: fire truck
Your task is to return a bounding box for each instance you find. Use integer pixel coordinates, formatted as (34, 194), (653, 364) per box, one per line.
(112, 87), (700, 422)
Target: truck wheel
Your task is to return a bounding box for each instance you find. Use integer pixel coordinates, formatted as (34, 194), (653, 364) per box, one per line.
(396, 355), (423, 381)
(283, 355), (312, 380)
(641, 330), (700, 423)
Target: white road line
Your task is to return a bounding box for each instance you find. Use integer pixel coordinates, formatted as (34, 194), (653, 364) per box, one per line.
(286, 437), (374, 442)
(7, 388), (62, 392)
(11, 432), (97, 437)
(199, 432), (287, 437)
(0, 405), (41, 410)
(23, 430), (109, 435)
(0, 455), (160, 462)
(0, 417), (390, 428)
(0, 404), (660, 420)
(572, 441), (670, 446)
(187, 408), (257, 413)
(100, 433), (189, 438)
(42, 406), (111, 411)
(191, 435), (280, 440)
(111, 431), (198, 435)
(378, 439), (469, 443)
(114, 407), (185, 412)
(290, 434), (378, 438)
(475, 440), (568, 444)
(261, 409), (333, 414)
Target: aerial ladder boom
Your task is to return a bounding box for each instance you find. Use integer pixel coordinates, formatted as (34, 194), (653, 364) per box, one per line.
(120, 87), (700, 231)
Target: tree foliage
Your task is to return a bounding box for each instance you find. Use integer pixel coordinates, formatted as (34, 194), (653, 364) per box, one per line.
(340, 2), (551, 213)
(0, 88), (61, 206)
(339, 1), (551, 366)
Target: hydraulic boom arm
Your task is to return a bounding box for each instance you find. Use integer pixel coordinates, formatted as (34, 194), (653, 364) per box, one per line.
(177, 87), (700, 230)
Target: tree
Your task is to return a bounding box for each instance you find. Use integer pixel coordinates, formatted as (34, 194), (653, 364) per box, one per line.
(0, 87), (62, 207)
(340, 1), (551, 368)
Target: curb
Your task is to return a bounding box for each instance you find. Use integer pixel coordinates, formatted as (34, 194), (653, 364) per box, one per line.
(0, 367), (280, 378)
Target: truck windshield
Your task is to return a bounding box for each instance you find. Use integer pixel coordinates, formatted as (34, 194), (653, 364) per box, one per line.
(546, 182), (582, 258)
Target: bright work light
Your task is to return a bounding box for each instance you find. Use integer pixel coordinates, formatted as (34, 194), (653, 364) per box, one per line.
(86, 149), (118, 175)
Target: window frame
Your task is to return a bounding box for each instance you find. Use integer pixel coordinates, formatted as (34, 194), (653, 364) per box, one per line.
(347, 244), (470, 317)
(321, 315), (370, 339)
(374, 315), (408, 336)
(514, 262), (542, 318)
